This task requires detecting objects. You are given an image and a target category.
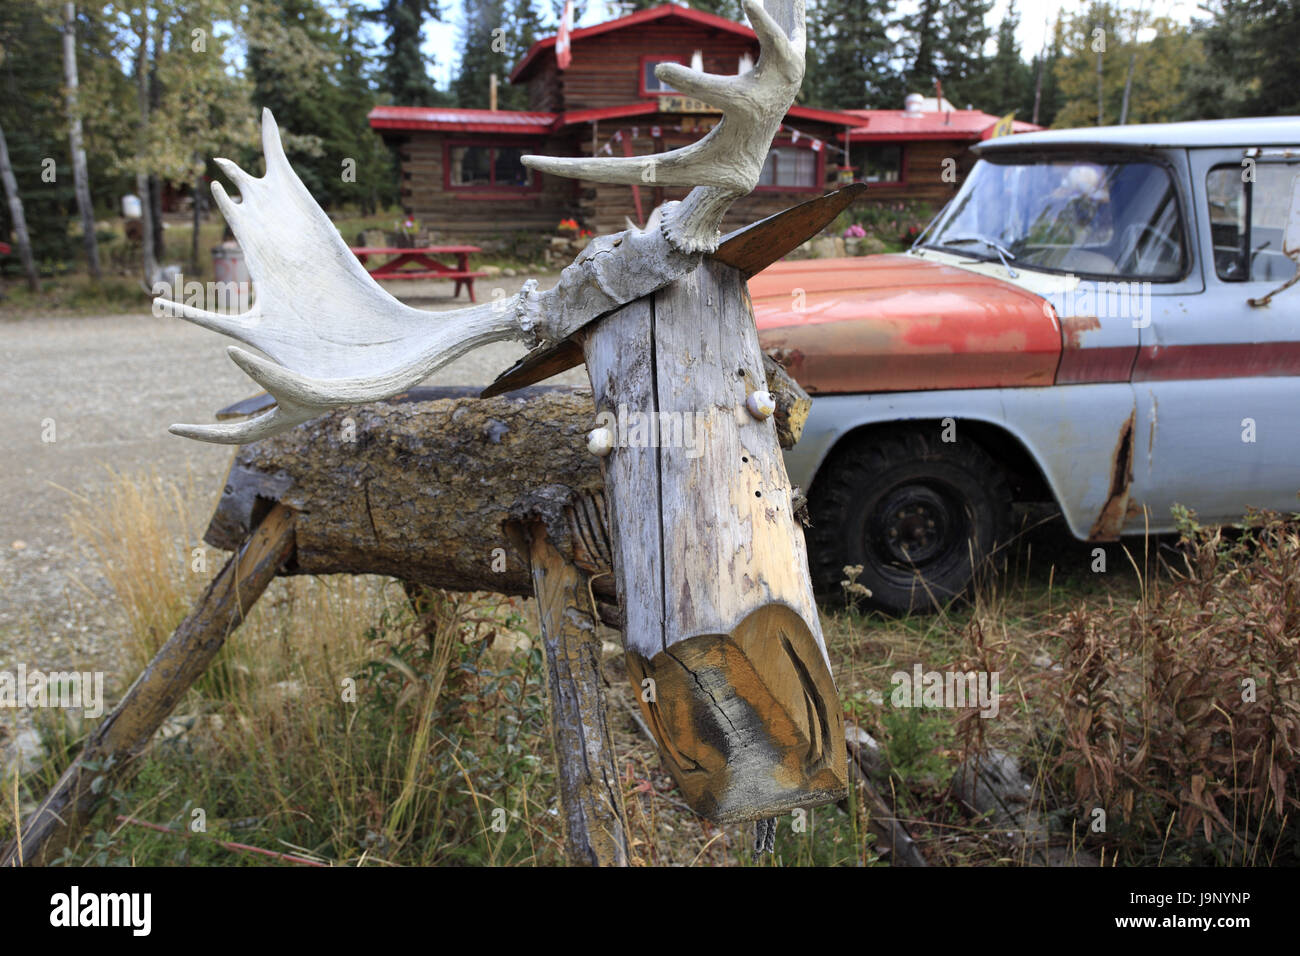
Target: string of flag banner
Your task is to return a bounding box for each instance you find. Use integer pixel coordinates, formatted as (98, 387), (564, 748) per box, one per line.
(594, 122), (850, 160)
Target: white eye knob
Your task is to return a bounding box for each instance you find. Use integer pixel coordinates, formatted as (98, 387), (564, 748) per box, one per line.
(587, 426), (614, 457)
(746, 390), (776, 421)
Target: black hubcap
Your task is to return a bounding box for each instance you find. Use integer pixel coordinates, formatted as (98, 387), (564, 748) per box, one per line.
(870, 484), (962, 569)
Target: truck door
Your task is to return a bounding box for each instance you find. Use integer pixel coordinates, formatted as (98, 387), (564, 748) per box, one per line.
(1129, 146), (1300, 528)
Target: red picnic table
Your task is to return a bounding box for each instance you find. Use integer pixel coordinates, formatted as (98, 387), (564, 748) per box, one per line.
(350, 245), (487, 302)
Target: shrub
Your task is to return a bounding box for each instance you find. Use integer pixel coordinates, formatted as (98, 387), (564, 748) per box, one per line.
(1051, 510), (1300, 864)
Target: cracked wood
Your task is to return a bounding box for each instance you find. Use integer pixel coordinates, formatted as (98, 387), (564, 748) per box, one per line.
(582, 259), (847, 823)
(524, 524), (630, 866)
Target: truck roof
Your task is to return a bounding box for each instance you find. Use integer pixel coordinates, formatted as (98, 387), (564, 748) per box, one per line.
(973, 116), (1300, 154)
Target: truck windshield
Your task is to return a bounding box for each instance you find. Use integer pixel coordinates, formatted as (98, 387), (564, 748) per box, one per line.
(921, 155), (1187, 280)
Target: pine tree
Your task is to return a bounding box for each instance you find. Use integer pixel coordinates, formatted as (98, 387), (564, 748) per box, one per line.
(965, 2), (1031, 115)
(682, 0), (742, 16)
(1183, 0), (1300, 118)
(805, 0), (900, 109)
(455, 0), (507, 108)
(364, 0), (444, 107)
(900, 0), (993, 105)
(246, 0), (393, 208)
(0, 0), (80, 272)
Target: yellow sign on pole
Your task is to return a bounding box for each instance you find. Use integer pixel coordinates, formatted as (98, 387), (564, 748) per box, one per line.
(989, 112), (1016, 139)
(658, 95), (723, 115)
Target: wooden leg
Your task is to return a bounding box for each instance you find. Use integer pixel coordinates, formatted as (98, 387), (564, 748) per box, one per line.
(523, 523), (629, 867)
(0, 504), (296, 867)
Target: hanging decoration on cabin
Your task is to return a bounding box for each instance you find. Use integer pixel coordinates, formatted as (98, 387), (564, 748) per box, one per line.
(587, 121), (835, 170)
(556, 0), (575, 71)
(150, 0), (852, 847)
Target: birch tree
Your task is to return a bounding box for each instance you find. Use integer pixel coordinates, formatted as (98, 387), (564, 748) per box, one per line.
(62, 2), (101, 279)
(0, 119), (39, 291)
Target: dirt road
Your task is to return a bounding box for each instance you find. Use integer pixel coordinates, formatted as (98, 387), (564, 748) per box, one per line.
(0, 275), (578, 678)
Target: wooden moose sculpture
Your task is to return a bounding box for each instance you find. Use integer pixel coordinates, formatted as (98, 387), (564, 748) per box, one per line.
(159, 0), (846, 839)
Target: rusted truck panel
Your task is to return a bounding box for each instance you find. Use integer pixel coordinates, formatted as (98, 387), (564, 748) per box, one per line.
(750, 256), (1062, 393)
(782, 386), (1139, 541)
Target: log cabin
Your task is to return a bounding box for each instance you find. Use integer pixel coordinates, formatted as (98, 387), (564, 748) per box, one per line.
(369, 4), (862, 237)
(367, 4), (1042, 237)
(838, 94), (1042, 206)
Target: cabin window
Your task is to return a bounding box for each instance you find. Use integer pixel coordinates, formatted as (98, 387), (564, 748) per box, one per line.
(448, 145), (536, 191)
(640, 55), (684, 96)
(758, 146), (819, 189)
(849, 144), (904, 184)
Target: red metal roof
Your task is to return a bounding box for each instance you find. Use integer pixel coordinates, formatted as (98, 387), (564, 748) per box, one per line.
(841, 109), (1041, 141)
(788, 105), (864, 127)
(557, 102), (660, 127)
(369, 106), (556, 135)
(371, 102), (863, 136)
(510, 3), (759, 83)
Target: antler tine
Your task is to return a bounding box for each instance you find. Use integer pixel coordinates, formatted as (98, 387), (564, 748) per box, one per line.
(160, 109), (551, 444)
(522, 0), (806, 253)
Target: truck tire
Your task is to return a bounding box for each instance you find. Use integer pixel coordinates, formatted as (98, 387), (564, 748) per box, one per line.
(806, 428), (1012, 615)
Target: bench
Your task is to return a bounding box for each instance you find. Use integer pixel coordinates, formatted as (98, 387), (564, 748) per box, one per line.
(350, 246), (487, 302)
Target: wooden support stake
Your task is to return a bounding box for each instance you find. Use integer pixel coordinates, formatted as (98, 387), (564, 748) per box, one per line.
(845, 730), (928, 867)
(583, 260), (848, 823)
(1, 503), (295, 867)
(523, 522), (630, 867)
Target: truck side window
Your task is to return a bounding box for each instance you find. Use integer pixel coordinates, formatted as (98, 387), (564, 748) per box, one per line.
(1207, 163), (1299, 282)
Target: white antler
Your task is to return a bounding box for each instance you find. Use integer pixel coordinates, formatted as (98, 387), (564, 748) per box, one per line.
(522, 0), (806, 253)
(162, 0), (806, 445)
(158, 109), (539, 443)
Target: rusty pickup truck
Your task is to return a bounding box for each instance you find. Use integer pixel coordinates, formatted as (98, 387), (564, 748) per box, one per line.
(752, 117), (1300, 613)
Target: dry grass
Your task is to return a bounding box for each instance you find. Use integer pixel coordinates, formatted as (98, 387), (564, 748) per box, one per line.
(1050, 509), (1300, 865)
(6, 474), (1292, 866)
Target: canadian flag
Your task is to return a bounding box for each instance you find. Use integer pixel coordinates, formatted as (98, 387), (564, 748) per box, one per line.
(556, 0), (574, 71)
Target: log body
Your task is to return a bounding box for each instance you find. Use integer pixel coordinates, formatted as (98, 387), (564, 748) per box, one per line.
(583, 260), (847, 823)
(204, 378), (809, 604)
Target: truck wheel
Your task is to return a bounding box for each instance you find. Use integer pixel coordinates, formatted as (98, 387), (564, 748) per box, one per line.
(806, 428), (1012, 615)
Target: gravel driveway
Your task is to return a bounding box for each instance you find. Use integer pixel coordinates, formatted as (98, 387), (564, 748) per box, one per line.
(0, 274), (578, 686)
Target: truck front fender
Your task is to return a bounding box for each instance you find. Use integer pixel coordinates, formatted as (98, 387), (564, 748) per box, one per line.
(783, 385), (1139, 542)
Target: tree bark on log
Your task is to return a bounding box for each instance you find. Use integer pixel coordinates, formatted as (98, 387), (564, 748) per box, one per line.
(522, 523), (630, 866)
(0, 504), (295, 867)
(581, 260), (847, 823)
(203, 368), (810, 610)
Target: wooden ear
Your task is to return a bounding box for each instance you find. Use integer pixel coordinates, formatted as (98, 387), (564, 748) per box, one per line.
(712, 182), (868, 276)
